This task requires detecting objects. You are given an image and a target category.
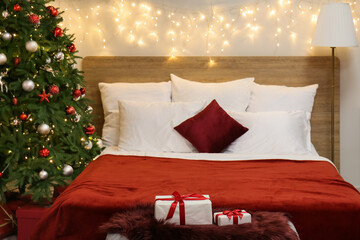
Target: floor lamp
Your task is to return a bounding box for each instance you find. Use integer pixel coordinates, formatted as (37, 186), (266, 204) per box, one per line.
(312, 3), (358, 162)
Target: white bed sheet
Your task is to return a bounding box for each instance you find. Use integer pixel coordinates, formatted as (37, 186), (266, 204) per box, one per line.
(101, 146), (317, 240)
(100, 146), (334, 167)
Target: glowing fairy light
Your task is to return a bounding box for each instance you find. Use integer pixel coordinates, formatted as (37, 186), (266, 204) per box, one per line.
(312, 14), (317, 23)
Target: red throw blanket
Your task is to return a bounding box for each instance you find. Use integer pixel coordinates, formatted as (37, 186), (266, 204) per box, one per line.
(32, 155), (360, 240)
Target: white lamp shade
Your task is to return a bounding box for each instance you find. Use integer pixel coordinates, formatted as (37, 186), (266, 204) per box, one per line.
(312, 3), (358, 47)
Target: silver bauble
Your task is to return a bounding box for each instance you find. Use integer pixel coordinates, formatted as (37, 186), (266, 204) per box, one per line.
(0, 53), (7, 65)
(73, 96), (80, 101)
(74, 114), (81, 123)
(45, 57), (51, 64)
(11, 118), (20, 126)
(97, 139), (104, 148)
(86, 106), (93, 113)
(55, 51), (64, 61)
(37, 123), (51, 135)
(2, 32), (11, 41)
(22, 79), (35, 92)
(2, 11), (10, 19)
(63, 164), (73, 176)
(84, 140), (93, 150)
(39, 170), (48, 180)
(25, 40), (38, 52)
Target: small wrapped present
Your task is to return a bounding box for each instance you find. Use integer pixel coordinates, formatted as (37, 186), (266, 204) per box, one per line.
(214, 209), (251, 226)
(155, 191), (212, 225)
(0, 204), (16, 238)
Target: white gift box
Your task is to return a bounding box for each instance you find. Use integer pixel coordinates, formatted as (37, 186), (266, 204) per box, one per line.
(154, 193), (212, 225)
(214, 210), (251, 226)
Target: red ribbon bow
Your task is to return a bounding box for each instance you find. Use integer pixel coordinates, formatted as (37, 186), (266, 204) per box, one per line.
(156, 191), (208, 225)
(215, 209), (247, 225)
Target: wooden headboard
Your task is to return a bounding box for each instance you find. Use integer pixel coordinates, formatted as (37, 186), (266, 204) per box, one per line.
(83, 56), (340, 168)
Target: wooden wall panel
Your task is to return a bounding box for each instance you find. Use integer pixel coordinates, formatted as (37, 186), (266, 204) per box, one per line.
(83, 56), (340, 168)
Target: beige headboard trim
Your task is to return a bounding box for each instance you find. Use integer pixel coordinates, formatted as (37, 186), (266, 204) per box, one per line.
(83, 56), (340, 168)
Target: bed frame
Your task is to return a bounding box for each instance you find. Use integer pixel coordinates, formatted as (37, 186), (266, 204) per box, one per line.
(82, 56), (340, 168)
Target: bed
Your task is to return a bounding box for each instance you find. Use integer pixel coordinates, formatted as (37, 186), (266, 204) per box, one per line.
(32, 57), (360, 240)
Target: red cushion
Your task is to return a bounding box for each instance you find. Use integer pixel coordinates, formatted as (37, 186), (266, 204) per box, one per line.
(174, 100), (248, 153)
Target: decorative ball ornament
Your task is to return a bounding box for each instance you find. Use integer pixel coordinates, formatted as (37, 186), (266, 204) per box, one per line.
(14, 57), (20, 67)
(12, 97), (18, 106)
(53, 27), (63, 37)
(55, 51), (64, 61)
(39, 148), (50, 158)
(86, 106), (93, 113)
(11, 118), (20, 126)
(97, 139), (104, 148)
(13, 4), (21, 12)
(85, 125), (95, 135)
(73, 89), (81, 98)
(37, 123), (51, 135)
(47, 6), (58, 17)
(39, 170), (48, 180)
(20, 113), (28, 121)
(2, 31), (12, 41)
(67, 43), (76, 53)
(45, 57), (51, 64)
(80, 88), (86, 97)
(66, 106), (75, 115)
(2, 10), (10, 19)
(0, 172), (2, 178)
(84, 141), (93, 150)
(29, 14), (40, 25)
(49, 85), (59, 95)
(22, 79), (35, 92)
(0, 53), (7, 65)
(63, 165), (73, 176)
(25, 40), (38, 52)
(74, 114), (81, 123)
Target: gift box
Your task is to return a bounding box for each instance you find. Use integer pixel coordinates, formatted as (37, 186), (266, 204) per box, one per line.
(0, 204), (16, 239)
(155, 191), (212, 225)
(16, 205), (49, 240)
(214, 210), (251, 226)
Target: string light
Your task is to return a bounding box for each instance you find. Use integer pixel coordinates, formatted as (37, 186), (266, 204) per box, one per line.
(56, 0), (360, 57)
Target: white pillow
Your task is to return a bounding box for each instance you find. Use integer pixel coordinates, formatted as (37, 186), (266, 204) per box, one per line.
(99, 82), (172, 117)
(247, 83), (318, 114)
(99, 82), (171, 146)
(118, 101), (207, 152)
(225, 111), (316, 155)
(170, 74), (254, 112)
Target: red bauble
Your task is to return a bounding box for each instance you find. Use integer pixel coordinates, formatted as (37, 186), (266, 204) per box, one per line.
(53, 27), (63, 37)
(73, 89), (81, 98)
(49, 85), (59, 95)
(67, 43), (76, 53)
(0, 172), (2, 178)
(39, 148), (50, 158)
(14, 57), (20, 67)
(80, 88), (86, 95)
(66, 106), (75, 115)
(20, 113), (27, 121)
(85, 125), (95, 135)
(12, 98), (18, 106)
(47, 6), (58, 17)
(13, 4), (21, 12)
(29, 14), (40, 25)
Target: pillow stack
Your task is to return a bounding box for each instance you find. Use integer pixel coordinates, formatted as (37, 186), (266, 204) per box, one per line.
(99, 74), (319, 156)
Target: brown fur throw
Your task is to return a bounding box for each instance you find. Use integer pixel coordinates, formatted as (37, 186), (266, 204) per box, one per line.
(100, 204), (299, 240)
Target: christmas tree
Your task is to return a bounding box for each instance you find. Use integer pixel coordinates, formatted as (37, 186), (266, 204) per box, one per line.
(0, 0), (102, 204)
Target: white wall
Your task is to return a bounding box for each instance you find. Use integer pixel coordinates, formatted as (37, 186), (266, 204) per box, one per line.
(55, 0), (360, 188)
